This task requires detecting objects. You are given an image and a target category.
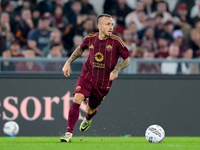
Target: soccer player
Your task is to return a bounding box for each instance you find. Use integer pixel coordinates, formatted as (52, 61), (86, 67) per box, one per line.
(60, 14), (131, 142)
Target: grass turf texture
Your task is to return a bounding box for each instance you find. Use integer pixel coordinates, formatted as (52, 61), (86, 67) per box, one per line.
(0, 137), (200, 150)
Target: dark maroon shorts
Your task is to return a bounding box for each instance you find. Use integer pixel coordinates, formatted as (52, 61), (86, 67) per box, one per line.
(74, 77), (109, 109)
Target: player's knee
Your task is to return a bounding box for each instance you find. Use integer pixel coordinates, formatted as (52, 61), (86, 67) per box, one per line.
(73, 93), (85, 104)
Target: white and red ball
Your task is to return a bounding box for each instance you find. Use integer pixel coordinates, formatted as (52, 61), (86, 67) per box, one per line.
(3, 121), (19, 136)
(145, 124), (165, 143)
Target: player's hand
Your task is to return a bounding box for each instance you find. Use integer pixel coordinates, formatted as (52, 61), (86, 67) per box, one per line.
(109, 72), (118, 81)
(62, 62), (70, 77)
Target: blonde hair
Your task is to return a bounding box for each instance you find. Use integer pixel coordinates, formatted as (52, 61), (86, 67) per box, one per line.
(97, 14), (112, 24)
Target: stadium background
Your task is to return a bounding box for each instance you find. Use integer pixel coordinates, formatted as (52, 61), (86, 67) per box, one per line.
(0, 0), (200, 137)
(0, 74), (200, 136)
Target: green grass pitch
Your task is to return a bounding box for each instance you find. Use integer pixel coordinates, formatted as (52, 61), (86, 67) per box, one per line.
(0, 136), (200, 150)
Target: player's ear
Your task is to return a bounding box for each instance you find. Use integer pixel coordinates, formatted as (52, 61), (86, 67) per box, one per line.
(97, 24), (101, 30)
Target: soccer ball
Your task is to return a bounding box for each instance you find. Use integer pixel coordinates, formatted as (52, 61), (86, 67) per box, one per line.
(145, 124), (165, 143)
(3, 121), (19, 136)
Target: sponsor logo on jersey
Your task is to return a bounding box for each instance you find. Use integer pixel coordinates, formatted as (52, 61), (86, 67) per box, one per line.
(93, 62), (105, 68)
(89, 44), (94, 49)
(106, 45), (112, 52)
(95, 52), (104, 62)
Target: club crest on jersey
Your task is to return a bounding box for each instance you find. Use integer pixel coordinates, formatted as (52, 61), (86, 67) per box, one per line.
(76, 86), (81, 91)
(89, 44), (94, 49)
(106, 45), (112, 52)
(95, 52), (104, 62)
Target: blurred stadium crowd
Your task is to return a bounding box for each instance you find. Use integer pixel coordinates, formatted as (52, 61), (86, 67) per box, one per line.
(0, 0), (200, 73)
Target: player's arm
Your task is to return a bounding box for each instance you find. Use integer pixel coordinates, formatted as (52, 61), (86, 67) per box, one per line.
(62, 46), (84, 77)
(66, 46), (84, 64)
(110, 57), (131, 80)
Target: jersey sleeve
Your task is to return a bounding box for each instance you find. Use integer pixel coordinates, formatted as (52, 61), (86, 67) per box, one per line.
(80, 36), (89, 50)
(116, 38), (130, 59)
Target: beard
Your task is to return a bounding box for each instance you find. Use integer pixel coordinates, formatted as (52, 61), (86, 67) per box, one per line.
(108, 32), (112, 37)
(105, 31), (112, 37)
(39, 28), (48, 34)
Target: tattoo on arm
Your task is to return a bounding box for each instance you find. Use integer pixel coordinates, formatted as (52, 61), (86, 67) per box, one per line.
(112, 57), (131, 75)
(67, 46), (84, 64)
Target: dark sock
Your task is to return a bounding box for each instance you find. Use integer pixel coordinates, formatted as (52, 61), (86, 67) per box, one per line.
(86, 108), (98, 120)
(66, 102), (80, 134)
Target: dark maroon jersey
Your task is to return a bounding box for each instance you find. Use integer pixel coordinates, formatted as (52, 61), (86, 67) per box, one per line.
(80, 33), (130, 90)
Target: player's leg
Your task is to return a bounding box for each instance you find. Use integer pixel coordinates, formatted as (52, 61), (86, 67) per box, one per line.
(60, 93), (85, 142)
(80, 87), (108, 132)
(86, 103), (98, 120)
(61, 77), (92, 142)
(66, 93), (85, 133)
(79, 104), (98, 132)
